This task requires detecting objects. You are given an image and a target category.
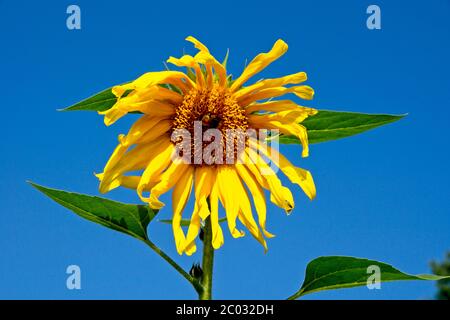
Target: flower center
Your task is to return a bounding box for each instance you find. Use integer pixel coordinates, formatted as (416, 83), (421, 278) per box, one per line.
(173, 86), (248, 133)
(171, 86), (249, 165)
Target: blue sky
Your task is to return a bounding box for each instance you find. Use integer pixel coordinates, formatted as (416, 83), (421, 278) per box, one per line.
(1, 0), (449, 299)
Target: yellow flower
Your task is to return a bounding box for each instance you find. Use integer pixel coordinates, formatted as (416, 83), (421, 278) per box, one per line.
(96, 36), (317, 255)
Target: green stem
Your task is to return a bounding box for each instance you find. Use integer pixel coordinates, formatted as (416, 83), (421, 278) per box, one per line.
(199, 216), (214, 300)
(143, 238), (203, 295)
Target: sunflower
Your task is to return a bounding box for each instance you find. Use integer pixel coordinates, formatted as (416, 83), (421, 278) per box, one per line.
(96, 36), (317, 255)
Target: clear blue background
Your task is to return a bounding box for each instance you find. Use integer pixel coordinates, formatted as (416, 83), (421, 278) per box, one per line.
(1, 0), (449, 299)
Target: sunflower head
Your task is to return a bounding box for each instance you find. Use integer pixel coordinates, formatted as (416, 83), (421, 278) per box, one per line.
(96, 36), (317, 255)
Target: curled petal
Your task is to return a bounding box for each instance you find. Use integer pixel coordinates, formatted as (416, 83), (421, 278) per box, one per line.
(231, 39), (288, 92)
(234, 72), (307, 100)
(238, 85), (315, 106)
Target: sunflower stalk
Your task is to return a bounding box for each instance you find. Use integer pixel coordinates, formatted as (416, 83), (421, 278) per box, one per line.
(199, 216), (214, 300)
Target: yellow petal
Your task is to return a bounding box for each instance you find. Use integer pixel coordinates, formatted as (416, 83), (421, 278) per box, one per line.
(172, 167), (194, 255)
(183, 166), (217, 254)
(148, 159), (189, 209)
(249, 110), (312, 125)
(209, 181), (224, 249)
(237, 211), (268, 252)
(185, 36), (226, 88)
(194, 51), (227, 87)
(247, 148), (294, 213)
(252, 141), (316, 200)
(132, 71), (193, 91)
(145, 86), (184, 105)
(231, 167), (268, 251)
(246, 100), (317, 116)
(183, 203), (201, 256)
(137, 140), (174, 202)
(101, 136), (128, 178)
(112, 71), (192, 98)
(102, 139), (165, 186)
(119, 176), (145, 190)
(186, 36), (210, 53)
(167, 55), (196, 68)
(99, 138), (163, 193)
(194, 166), (216, 220)
(96, 174), (159, 193)
(230, 39), (288, 92)
(119, 116), (164, 147)
(206, 64), (214, 88)
(130, 100), (175, 117)
(98, 107), (128, 126)
(250, 119), (310, 158)
(126, 119), (172, 146)
(99, 86), (182, 126)
(112, 82), (135, 98)
(167, 55), (205, 88)
(238, 85), (315, 106)
(235, 163), (274, 238)
(217, 166), (245, 238)
(234, 72), (307, 100)
(278, 122), (310, 158)
(239, 149), (269, 189)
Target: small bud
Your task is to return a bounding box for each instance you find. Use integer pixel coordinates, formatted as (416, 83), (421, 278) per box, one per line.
(189, 263), (203, 279)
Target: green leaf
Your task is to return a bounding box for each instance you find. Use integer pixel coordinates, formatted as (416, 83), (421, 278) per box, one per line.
(159, 217), (227, 227)
(279, 110), (406, 144)
(222, 48), (230, 68)
(61, 87), (119, 112)
(186, 68), (197, 82)
(288, 256), (449, 299)
(29, 182), (156, 241)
